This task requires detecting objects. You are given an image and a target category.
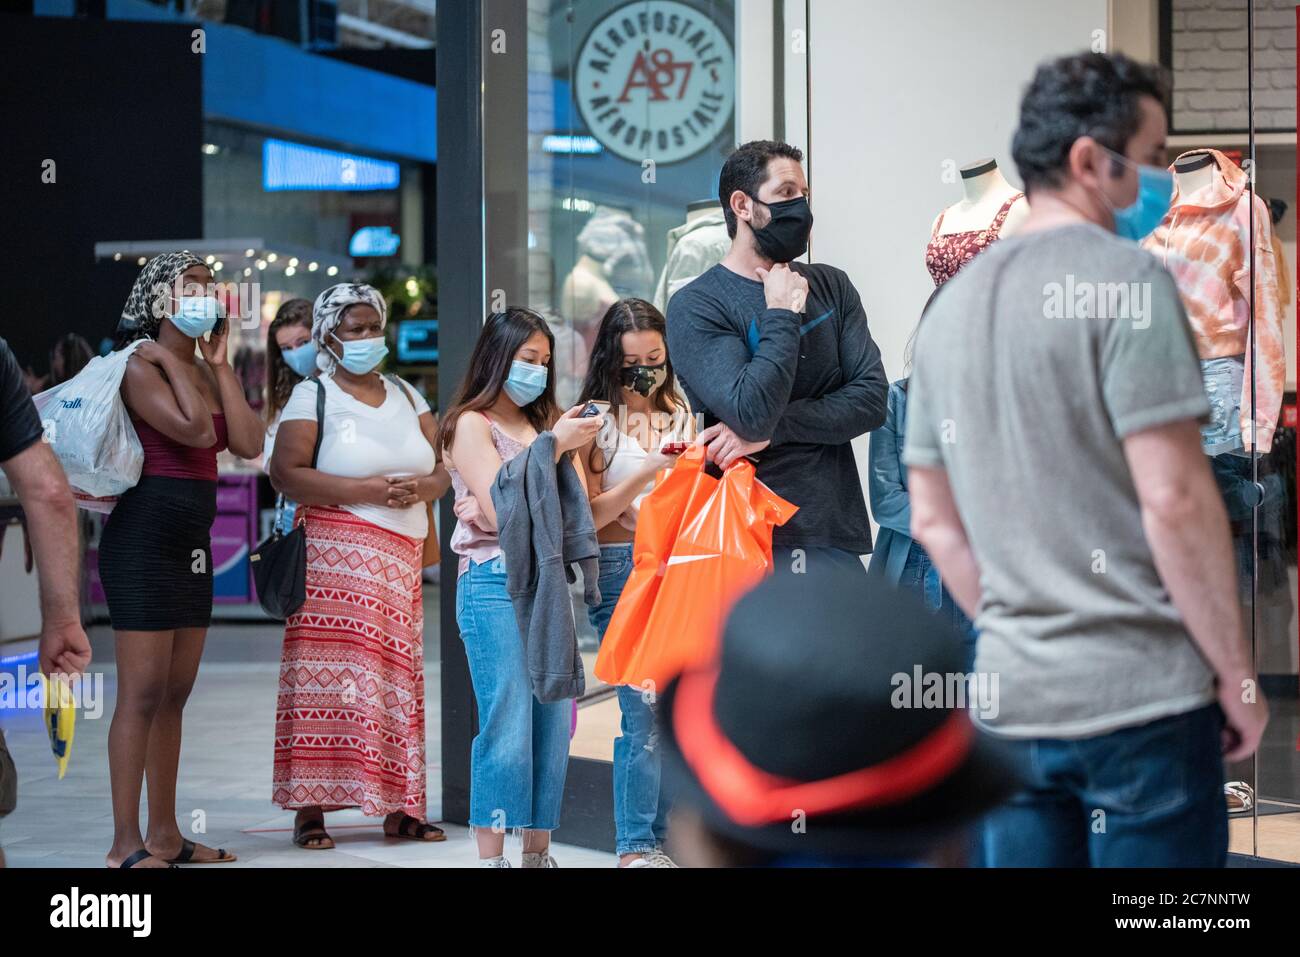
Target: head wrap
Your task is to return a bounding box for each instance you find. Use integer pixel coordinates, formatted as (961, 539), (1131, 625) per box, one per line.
(117, 251), (205, 343)
(311, 282), (388, 375)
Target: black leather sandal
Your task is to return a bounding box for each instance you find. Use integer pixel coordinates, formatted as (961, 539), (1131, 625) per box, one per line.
(166, 838), (236, 864)
(117, 848), (176, 869)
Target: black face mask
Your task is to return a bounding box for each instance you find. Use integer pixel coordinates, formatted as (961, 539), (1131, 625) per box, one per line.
(747, 194), (813, 263)
(620, 363), (668, 397)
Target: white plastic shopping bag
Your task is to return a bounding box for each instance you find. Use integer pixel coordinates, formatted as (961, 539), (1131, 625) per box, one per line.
(32, 340), (146, 513)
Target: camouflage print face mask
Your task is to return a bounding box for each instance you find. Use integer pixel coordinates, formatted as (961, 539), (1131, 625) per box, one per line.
(620, 363), (667, 397)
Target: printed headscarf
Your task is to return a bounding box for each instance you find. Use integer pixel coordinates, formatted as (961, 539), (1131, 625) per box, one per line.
(311, 282), (388, 374)
(117, 251), (206, 343)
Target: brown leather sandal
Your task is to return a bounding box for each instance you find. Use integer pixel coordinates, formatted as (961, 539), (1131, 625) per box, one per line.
(293, 817), (335, 849)
(384, 813), (446, 842)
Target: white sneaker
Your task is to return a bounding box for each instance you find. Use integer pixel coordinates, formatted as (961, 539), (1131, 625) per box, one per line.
(642, 849), (678, 867)
(621, 850), (677, 868)
(521, 851), (558, 868)
(479, 855), (511, 868)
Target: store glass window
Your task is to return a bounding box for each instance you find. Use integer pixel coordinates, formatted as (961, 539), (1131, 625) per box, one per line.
(789, 0), (1298, 865)
(482, 0), (736, 758)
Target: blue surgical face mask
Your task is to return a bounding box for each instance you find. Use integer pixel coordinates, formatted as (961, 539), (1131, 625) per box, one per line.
(170, 296), (222, 337)
(1100, 147), (1174, 241)
(502, 359), (548, 407)
(328, 333), (388, 375)
(281, 340), (318, 377)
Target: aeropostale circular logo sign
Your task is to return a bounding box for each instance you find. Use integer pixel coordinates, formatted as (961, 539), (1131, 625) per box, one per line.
(575, 0), (734, 165)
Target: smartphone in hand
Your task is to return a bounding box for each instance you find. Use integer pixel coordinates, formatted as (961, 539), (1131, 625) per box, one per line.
(580, 400), (610, 418)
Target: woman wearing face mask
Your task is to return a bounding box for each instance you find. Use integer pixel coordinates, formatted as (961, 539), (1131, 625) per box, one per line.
(577, 298), (692, 868)
(268, 283), (450, 850)
(263, 298), (315, 533)
(100, 252), (266, 868)
(441, 307), (603, 867)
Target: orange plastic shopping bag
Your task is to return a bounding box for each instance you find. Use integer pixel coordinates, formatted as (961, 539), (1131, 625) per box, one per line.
(593, 445), (713, 684)
(594, 446), (797, 691)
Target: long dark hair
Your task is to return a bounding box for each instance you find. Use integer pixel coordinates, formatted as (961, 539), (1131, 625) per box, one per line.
(49, 333), (94, 386)
(439, 307), (560, 454)
(265, 297), (313, 423)
(578, 298), (687, 476)
(901, 287), (945, 392)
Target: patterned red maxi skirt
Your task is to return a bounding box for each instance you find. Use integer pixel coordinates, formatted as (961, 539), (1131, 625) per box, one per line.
(272, 505), (426, 818)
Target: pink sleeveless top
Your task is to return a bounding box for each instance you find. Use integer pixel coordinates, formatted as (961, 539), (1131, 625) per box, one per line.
(448, 412), (526, 576)
(925, 193), (1023, 287)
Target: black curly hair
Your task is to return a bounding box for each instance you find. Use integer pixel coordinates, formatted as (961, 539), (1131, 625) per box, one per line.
(719, 140), (805, 238)
(1011, 52), (1169, 195)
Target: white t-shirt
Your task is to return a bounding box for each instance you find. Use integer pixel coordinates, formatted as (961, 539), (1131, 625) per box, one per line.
(263, 414), (282, 474)
(280, 373), (435, 539)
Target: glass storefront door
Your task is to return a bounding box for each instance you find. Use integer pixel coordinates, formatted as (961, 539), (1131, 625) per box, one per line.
(793, 0), (1298, 865)
(466, 0), (738, 846)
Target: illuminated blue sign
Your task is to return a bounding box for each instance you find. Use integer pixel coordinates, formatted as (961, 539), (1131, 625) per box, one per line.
(349, 226), (402, 257)
(397, 320), (438, 364)
(263, 138), (401, 192)
(542, 134), (603, 155)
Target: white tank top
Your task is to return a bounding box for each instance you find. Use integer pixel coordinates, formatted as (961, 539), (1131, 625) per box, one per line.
(598, 427), (657, 533)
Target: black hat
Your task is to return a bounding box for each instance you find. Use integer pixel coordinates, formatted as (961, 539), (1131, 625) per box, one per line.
(659, 565), (1019, 862)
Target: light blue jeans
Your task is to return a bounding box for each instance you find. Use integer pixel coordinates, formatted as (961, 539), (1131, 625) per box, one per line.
(455, 556), (571, 831)
(587, 543), (669, 856)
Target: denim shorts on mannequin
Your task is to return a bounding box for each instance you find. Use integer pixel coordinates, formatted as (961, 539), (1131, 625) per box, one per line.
(1199, 355), (1245, 456)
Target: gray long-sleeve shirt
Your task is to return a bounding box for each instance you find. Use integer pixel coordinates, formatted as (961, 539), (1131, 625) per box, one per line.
(666, 262), (887, 553)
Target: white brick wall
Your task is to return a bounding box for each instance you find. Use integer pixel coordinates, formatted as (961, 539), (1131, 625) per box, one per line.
(1172, 0), (1296, 130)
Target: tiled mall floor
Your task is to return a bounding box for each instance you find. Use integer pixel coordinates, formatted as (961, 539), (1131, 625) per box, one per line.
(0, 588), (615, 868)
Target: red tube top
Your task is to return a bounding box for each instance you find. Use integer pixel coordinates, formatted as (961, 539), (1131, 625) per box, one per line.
(133, 413), (227, 481)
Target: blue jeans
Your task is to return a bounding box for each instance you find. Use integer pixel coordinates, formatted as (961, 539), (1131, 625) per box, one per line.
(898, 540), (978, 672)
(983, 704), (1228, 867)
(587, 543), (669, 856)
(455, 556), (571, 831)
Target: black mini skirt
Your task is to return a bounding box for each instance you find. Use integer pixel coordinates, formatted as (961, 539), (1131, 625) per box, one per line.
(99, 476), (218, 631)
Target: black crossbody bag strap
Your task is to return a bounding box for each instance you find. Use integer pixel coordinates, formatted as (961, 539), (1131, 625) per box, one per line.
(311, 377), (325, 468)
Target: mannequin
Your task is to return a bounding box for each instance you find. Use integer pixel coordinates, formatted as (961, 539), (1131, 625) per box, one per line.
(1172, 151), (1215, 202)
(1141, 147), (1283, 457)
(1146, 147), (1287, 820)
(685, 198), (719, 222)
(560, 251), (618, 335)
(925, 158), (1029, 287)
(653, 199), (729, 312)
(929, 159), (1029, 237)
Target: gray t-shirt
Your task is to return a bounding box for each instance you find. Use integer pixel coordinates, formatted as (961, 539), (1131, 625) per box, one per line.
(903, 223), (1216, 739)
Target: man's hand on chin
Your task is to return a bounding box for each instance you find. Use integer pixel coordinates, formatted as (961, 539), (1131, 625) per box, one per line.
(696, 423), (770, 470)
